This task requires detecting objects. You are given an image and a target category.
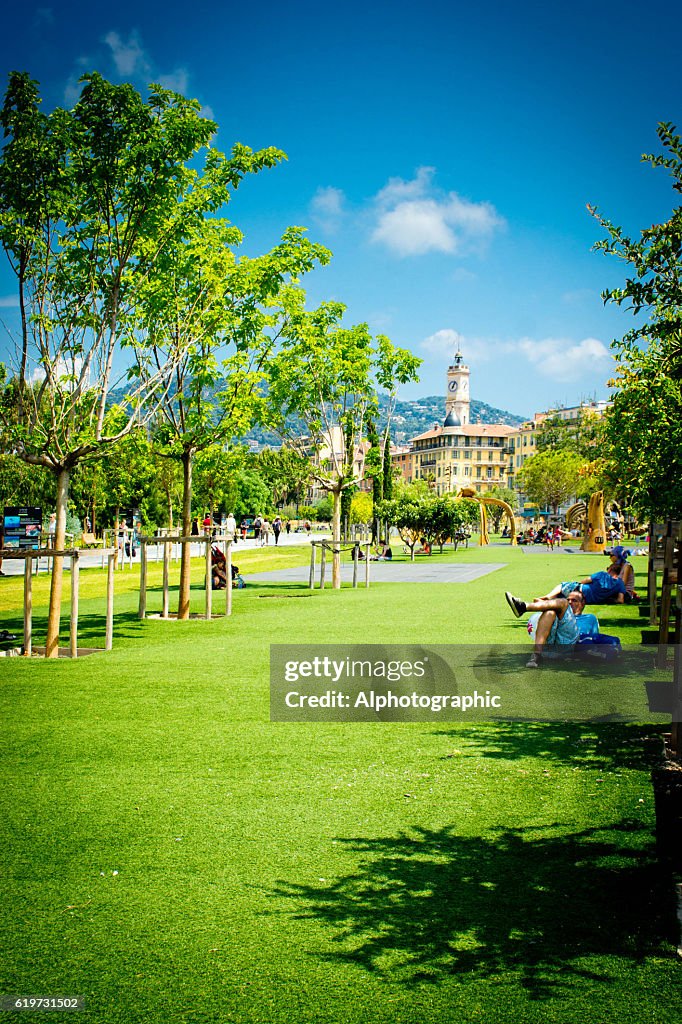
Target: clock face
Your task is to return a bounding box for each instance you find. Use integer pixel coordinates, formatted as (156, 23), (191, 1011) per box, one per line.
(461, 380), (468, 392)
(448, 380), (458, 392)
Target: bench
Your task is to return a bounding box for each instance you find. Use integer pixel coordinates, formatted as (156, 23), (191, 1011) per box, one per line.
(81, 532), (105, 548)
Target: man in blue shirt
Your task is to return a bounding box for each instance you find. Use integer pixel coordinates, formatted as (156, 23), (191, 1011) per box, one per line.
(538, 563), (629, 604)
(505, 589), (592, 668)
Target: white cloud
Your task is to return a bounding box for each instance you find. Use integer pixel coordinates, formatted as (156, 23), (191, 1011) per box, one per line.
(421, 330), (613, 384)
(421, 330), (493, 363)
(63, 55), (90, 105)
(371, 167), (504, 258)
(421, 329), (466, 357)
(375, 166), (435, 208)
(0, 295), (19, 308)
(515, 336), (612, 383)
(310, 186), (346, 233)
(31, 356), (86, 388)
(62, 33), (212, 115)
(103, 30), (151, 78)
(158, 69), (189, 95)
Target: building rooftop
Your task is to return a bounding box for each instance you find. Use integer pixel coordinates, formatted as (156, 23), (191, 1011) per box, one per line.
(411, 422), (516, 442)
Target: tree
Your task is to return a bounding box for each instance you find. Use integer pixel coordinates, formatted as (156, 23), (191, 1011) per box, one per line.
(429, 496), (480, 552)
(517, 450), (584, 515)
(193, 445), (236, 522)
(377, 493), (478, 557)
(133, 219), (329, 618)
(349, 491), (373, 526)
(589, 121), (682, 519)
(0, 72), (216, 654)
(536, 409), (605, 460)
(376, 495), (423, 560)
(229, 469), (271, 521)
(255, 446), (311, 508)
(268, 291), (420, 587)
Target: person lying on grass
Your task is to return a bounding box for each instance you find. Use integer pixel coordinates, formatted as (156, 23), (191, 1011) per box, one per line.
(534, 562), (633, 605)
(505, 589), (598, 669)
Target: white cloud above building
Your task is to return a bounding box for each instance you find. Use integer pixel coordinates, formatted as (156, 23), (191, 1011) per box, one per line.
(371, 167), (504, 257)
(421, 330), (614, 385)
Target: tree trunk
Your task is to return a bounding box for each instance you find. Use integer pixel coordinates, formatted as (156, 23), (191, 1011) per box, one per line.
(166, 487), (173, 530)
(332, 487), (342, 589)
(44, 467), (70, 658)
(113, 505), (120, 566)
(178, 450), (193, 619)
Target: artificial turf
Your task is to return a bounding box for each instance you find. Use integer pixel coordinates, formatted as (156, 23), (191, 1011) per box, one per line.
(0, 542), (680, 1024)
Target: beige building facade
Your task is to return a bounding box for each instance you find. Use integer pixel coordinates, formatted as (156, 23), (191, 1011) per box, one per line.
(393, 352), (514, 495)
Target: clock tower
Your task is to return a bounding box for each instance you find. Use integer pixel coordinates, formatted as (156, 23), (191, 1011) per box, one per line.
(445, 350), (470, 426)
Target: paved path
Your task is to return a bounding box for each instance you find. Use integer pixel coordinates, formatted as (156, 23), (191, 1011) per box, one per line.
(0, 531), (331, 576)
(249, 561), (507, 584)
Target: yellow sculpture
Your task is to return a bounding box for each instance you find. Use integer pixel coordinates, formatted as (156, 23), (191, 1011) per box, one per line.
(565, 501), (586, 531)
(581, 490), (607, 552)
(458, 488), (517, 546)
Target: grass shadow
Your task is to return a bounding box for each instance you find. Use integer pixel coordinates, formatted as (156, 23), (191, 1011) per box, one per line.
(432, 721), (665, 770)
(269, 822), (676, 995)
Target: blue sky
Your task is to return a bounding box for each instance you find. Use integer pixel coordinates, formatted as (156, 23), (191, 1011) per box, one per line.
(1, 0), (680, 416)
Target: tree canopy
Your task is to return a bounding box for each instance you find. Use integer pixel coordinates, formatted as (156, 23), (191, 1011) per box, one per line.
(267, 289), (420, 587)
(590, 121), (682, 519)
(517, 449), (585, 514)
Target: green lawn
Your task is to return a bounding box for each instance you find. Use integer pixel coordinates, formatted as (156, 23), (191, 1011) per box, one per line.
(1, 544), (679, 1024)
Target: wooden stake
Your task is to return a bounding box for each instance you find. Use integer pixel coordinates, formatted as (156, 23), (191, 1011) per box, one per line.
(205, 538), (212, 620)
(162, 540), (170, 619)
(320, 544), (327, 589)
(70, 553), (79, 658)
(226, 539), (232, 617)
(23, 556), (33, 657)
(309, 542), (316, 590)
(105, 554), (115, 650)
(138, 541), (148, 620)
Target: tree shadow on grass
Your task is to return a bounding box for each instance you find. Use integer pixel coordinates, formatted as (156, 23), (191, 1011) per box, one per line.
(270, 823), (676, 996)
(1, 610), (147, 647)
(432, 721), (666, 771)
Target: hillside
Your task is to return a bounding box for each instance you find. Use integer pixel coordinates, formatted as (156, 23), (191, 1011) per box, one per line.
(245, 394), (526, 447)
(109, 386), (526, 448)
(384, 394), (526, 444)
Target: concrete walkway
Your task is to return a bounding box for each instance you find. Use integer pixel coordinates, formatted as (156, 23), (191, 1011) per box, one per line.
(249, 561), (507, 584)
(0, 530), (331, 576)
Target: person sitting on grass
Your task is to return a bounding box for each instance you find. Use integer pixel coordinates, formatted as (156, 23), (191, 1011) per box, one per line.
(534, 563), (631, 605)
(604, 545), (638, 599)
(505, 589), (594, 669)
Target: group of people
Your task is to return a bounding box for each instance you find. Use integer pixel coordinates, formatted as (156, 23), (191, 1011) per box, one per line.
(517, 524), (568, 547)
(191, 513), (291, 546)
(252, 515), (285, 546)
(505, 546), (636, 668)
(357, 543), (393, 561)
